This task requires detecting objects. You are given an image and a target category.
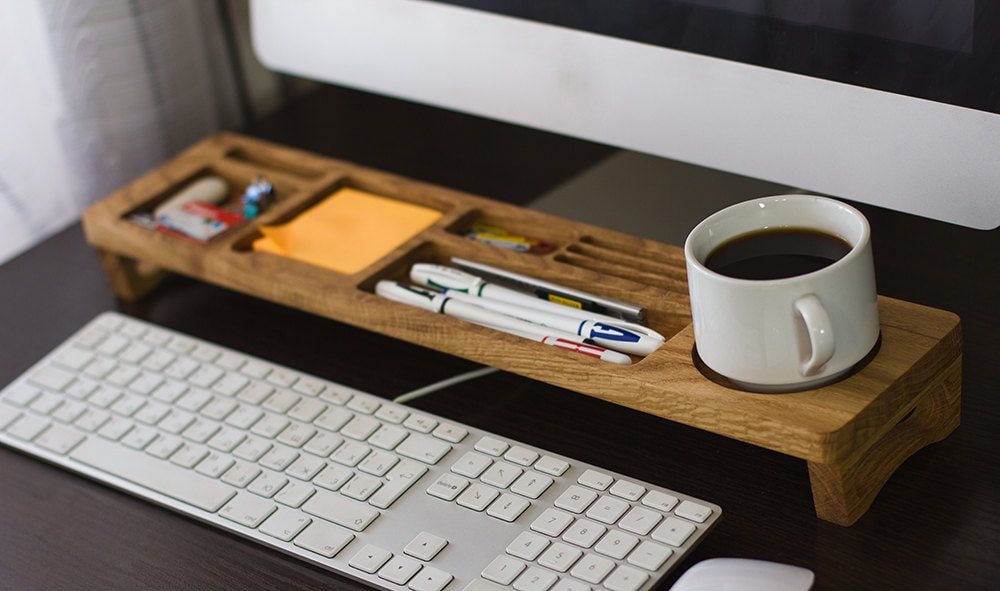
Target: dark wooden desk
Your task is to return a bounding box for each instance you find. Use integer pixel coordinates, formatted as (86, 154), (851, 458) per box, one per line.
(1, 86), (997, 590)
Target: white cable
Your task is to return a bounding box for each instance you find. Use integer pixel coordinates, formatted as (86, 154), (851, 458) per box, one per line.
(393, 366), (500, 404)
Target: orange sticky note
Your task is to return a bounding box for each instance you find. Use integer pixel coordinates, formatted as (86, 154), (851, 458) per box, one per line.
(254, 188), (442, 274)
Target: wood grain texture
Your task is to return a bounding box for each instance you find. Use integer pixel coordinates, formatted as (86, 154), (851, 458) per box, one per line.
(81, 132), (962, 525)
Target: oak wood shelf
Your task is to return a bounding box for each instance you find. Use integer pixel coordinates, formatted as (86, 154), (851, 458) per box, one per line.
(82, 132), (962, 526)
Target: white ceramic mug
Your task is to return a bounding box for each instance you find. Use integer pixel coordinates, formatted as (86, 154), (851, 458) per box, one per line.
(684, 195), (880, 392)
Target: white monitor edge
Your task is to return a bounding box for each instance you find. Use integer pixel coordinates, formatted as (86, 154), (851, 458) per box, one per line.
(250, 0), (1000, 229)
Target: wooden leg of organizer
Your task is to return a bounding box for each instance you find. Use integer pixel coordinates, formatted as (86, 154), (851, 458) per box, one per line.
(97, 249), (167, 302)
(807, 358), (962, 526)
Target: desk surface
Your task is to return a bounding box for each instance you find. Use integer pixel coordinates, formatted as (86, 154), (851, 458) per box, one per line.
(2, 86), (998, 590)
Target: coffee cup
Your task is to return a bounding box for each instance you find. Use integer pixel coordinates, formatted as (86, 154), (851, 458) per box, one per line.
(684, 195), (879, 392)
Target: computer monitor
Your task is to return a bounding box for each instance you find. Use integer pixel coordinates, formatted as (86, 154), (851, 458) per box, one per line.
(249, 0), (1000, 230)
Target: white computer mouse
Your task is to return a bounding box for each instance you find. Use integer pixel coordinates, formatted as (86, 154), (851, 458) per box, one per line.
(669, 558), (815, 591)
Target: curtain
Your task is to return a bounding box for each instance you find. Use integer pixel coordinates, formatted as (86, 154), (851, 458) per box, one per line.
(0, 0), (285, 264)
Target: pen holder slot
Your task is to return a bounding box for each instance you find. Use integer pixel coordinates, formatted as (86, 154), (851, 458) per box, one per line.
(554, 251), (687, 291)
(446, 210), (573, 255)
(224, 145), (326, 180)
(121, 167), (244, 224)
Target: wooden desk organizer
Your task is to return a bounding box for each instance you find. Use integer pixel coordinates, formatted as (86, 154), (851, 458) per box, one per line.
(82, 132), (962, 526)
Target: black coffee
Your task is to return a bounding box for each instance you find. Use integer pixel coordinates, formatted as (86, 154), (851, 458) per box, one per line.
(705, 228), (852, 280)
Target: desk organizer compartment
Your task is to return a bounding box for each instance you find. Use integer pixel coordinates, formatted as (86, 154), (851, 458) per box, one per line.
(83, 132), (962, 526)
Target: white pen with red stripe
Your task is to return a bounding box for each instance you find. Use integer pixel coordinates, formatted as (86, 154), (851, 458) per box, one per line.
(374, 280), (632, 365)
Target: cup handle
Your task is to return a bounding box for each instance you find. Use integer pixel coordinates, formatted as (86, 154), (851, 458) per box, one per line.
(795, 294), (835, 377)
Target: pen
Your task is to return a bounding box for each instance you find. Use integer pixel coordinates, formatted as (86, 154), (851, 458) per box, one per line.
(375, 280), (632, 365)
(410, 264), (664, 341)
(438, 288), (663, 356)
(450, 257), (647, 323)
(504, 327), (634, 365)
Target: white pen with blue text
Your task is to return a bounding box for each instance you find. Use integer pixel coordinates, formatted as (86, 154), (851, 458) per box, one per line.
(374, 280), (632, 365)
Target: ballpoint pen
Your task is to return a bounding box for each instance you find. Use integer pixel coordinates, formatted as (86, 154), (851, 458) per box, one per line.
(450, 257), (646, 323)
(375, 280), (632, 365)
(436, 288), (663, 356)
(410, 263), (665, 343)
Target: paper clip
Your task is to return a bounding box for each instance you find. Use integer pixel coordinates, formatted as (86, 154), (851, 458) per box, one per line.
(466, 224), (555, 254)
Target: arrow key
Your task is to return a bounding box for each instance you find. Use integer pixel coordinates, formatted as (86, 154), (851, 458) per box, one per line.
(349, 544), (393, 574)
(404, 531), (448, 561)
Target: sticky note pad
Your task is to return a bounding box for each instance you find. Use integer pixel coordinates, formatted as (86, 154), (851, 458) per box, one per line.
(253, 188), (442, 274)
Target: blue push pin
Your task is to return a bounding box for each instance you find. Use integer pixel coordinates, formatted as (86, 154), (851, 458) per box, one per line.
(241, 175), (275, 219)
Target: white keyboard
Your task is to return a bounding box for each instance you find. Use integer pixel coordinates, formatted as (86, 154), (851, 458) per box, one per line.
(0, 312), (720, 591)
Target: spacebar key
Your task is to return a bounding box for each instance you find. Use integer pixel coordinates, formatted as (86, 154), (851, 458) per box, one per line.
(69, 437), (236, 512)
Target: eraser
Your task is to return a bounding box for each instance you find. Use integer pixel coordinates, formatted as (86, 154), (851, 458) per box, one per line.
(153, 176), (229, 220)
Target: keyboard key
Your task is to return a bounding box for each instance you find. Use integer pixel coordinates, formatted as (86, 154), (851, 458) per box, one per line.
(220, 492), (276, 527)
(274, 481), (315, 508)
(457, 482), (500, 511)
(428, 473), (470, 501)
(379, 555), (422, 585)
(403, 414), (437, 433)
(481, 461), (523, 488)
(604, 565), (649, 591)
(674, 500), (714, 523)
(651, 516), (696, 547)
(626, 541), (672, 571)
(554, 485), (598, 514)
(483, 555), (526, 585)
(404, 531), (449, 561)
(570, 554), (616, 584)
(534, 456), (570, 477)
(487, 493), (531, 522)
(475, 436), (509, 456)
(3, 384), (40, 407)
(248, 470), (289, 498)
(537, 542), (582, 572)
(70, 437), (235, 512)
(302, 489), (380, 531)
(341, 473), (382, 501)
(618, 506), (662, 536)
(506, 531), (550, 561)
(609, 480), (646, 501)
(578, 469), (614, 491)
(432, 423), (468, 443)
(35, 424), (85, 454)
(7, 415), (51, 441)
(349, 544), (393, 574)
(563, 518), (607, 548)
(54, 347), (96, 371)
(594, 529), (639, 560)
(259, 507), (311, 541)
(641, 490), (678, 512)
(510, 472), (554, 499)
(293, 520), (354, 558)
(531, 508), (574, 537)
(586, 495), (631, 525)
(0, 405), (23, 430)
(451, 451), (493, 478)
(30, 366), (76, 391)
(369, 424), (409, 450)
(504, 446), (539, 467)
(397, 433), (452, 465)
(369, 460), (427, 509)
(408, 565), (453, 591)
